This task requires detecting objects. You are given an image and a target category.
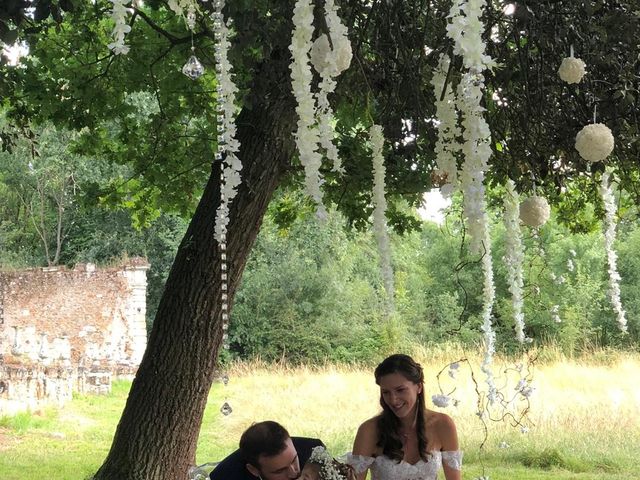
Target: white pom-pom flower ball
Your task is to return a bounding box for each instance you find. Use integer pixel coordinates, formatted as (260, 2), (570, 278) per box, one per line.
(310, 34), (331, 74)
(575, 123), (614, 163)
(520, 195), (551, 228)
(558, 57), (586, 84)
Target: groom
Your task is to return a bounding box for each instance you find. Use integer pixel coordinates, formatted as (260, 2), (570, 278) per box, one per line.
(209, 420), (324, 480)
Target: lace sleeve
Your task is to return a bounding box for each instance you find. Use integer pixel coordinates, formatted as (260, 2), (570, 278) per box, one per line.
(441, 450), (463, 470)
(342, 453), (375, 474)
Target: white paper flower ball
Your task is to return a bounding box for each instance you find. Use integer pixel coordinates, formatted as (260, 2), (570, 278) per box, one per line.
(558, 57), (586, 84)
(333, 36), (353, 75)
(575, 123), (614, 163)
(519, 196), (551, 228)
(310, 34), (331, 74)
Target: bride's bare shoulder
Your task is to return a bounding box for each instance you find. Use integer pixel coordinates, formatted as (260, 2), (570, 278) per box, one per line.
(426, 410), (458, 450)
(353, 416), (381, 455)
(356, 416), (380, 436)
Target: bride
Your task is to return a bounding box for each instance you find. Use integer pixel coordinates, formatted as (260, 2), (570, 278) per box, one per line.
(348, 354), (462, 480)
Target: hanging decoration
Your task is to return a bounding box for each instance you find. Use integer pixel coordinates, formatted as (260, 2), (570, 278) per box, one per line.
(519, 195), (551, 228)
(213, 1), (242, 244)
(370, 124), (395, 312)
(107, 0), (131, 55)
(290, 0), (326, 216)
(310, 0), (352, 174)
(446, 0), (497, 403)
(504, 180), (527, 343)
(179, 1), (205, 80)
(208, 0), (241, 416)
(290, 0), (352, 216)
(599, 171), (628, 334)
(575, 123), (614, 163)
(558, 46), (586, 84)
(430, 53), (461, 198)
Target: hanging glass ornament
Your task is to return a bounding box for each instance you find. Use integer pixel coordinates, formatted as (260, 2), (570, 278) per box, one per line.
(183, 48), (205, 80)
(220, 401), (233, 416)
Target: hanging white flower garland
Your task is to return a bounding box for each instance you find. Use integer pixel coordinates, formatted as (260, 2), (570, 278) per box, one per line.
(504, 180), (527, 343)
(290, 0), (326, 216)
(599, 171), (628, 334)
(107, 0), (131, 55)
(430, 53), (461, 197)
(446, 0), (497, 403)
(213, 7), (242, 244)
(370, 124), (395, 311)
(167, 0), (199, 20)
(311, 0), (352, 174)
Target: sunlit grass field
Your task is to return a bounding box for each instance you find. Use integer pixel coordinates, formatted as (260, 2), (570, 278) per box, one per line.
(1, 346), (639, 479)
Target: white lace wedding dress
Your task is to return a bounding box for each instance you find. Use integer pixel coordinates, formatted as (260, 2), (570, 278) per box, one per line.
(345, 451), (463, 480)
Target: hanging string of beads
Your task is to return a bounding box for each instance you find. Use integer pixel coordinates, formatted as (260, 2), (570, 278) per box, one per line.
(211, 0), (242, 417)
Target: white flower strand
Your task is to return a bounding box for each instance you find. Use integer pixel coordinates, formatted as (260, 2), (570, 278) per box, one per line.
(430, 53), (461, 197)
(446, 0), (496, 71)
(599, 171), (628, 333)
(447, 0), (497, 403)
(107, 0), (131, 55)
(167, 0), (199, 18)
(213, 4), (242, 244)
(370, 124), (395, 312)
(504, 180), (527, 343)
(311, 0), (352, 174)
(290, 0), (327, 217)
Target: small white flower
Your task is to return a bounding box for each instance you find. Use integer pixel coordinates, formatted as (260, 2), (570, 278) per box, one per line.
(432, 394), (452, 408)
(519, 195), (551, 228)
(567, 259), (575, 272)
(499, 441), (510, 449)
(575, 123), (614, 163)
(558, 56), (586, 84)
(520, 426), (529, 434)
(570, 249), (577, 257)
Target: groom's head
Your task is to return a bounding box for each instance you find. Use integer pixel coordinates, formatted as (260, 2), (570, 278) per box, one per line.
(241, 421), (301, 480)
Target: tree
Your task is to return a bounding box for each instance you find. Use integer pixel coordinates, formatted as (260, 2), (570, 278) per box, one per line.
(1, 1), (639, 478)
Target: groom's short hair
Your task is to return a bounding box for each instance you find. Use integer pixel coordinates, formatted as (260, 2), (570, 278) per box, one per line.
(240, 420), (291, 468)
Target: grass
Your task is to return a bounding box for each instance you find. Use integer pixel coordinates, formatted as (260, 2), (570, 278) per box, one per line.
(1, 349), (639, 479)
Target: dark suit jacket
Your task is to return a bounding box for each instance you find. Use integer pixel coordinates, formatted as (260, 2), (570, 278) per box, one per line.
(209, 436), (324, 480)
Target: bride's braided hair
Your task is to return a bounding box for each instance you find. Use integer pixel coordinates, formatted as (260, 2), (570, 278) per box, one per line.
(374, 354), (430, 462)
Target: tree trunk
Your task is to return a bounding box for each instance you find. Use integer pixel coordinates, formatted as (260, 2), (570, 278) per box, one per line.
(94, 91), (297, 479)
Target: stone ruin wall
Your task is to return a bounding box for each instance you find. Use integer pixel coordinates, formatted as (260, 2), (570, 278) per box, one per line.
(0, 259), (149, 415)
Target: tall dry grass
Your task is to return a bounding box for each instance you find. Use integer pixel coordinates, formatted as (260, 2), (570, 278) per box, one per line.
(198, 346), (640, 472)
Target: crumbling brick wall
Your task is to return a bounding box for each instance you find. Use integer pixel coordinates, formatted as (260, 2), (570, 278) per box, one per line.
(0, 259), (149, 415)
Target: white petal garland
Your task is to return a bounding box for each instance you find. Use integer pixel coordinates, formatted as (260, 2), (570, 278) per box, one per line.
(290, 0), (326, 217)
(370, 124), (395, 311)
(447, 0), (497, 403)
(575, 123), (614, 163)
(504, 180), (526, 343)
(599, 171), (628, 334)
(107, 0), (131, 55)
(213, 7), (242, 244)
(430, 53), (461, 197)
(167, 0), (199, 18)
(312, 0), (352, 174)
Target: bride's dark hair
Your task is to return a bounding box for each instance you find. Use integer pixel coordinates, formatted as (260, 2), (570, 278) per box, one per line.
(374, 353), (429, 462)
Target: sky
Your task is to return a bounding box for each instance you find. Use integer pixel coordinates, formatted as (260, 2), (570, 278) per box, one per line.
(417, 189), (452, 224)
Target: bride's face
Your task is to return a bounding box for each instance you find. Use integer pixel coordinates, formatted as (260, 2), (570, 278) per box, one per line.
(378, 372), (422, 419)
(299, 463), (321, 480)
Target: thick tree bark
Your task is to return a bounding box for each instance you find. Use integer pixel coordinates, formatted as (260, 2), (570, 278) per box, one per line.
(94, 91), (297, 479)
